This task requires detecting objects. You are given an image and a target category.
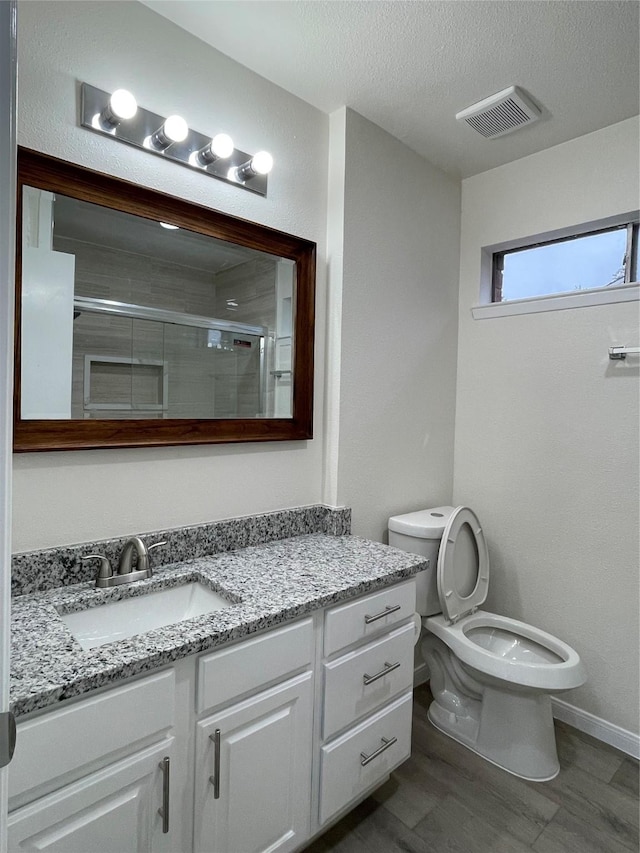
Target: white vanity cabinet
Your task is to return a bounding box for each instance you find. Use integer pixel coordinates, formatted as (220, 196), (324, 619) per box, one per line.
(8, 576), (417, 853)
(8, 671), (179, 853)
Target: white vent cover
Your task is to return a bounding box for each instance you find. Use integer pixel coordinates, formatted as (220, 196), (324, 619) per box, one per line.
(456, 86), (541, 139)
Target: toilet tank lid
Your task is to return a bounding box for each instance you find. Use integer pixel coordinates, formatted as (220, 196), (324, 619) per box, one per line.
(388, 507), (455, 539)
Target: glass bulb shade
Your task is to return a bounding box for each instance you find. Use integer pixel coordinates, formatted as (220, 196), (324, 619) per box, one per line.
(251, 151), (274, 175)
(109, 89), (137, 120)
(211, 133), (234, 159)
(163, 115), (189, 143)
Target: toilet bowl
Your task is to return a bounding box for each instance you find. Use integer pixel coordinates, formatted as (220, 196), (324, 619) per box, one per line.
(388, 505), (586, 781)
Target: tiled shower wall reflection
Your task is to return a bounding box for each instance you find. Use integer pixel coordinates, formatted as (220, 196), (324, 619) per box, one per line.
(56, 237), (278, 419)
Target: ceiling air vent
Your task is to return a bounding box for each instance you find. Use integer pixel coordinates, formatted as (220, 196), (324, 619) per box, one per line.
(456, 86), (541, 139)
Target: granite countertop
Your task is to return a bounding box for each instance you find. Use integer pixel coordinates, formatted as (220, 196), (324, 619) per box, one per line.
(11, 533), (426, 718)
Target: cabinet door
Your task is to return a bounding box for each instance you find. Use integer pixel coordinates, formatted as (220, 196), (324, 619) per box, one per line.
(194, 671), (313, 853)
(8, 739), (175, 853)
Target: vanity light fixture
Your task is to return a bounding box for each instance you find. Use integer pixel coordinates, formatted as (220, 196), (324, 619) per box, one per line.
(80, 82), (272, 196)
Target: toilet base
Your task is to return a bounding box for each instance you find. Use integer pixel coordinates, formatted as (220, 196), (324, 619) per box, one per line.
(423, 634), (561, 782)
(427, 689), (560, 782)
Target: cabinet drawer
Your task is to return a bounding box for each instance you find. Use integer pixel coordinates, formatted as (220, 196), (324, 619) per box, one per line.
(322, 621), (414, 739)
(197, 618), (313, 713)
(10, 670), (175, 801)
(323, 580), (416, 656)
(319, 691), (413, 826)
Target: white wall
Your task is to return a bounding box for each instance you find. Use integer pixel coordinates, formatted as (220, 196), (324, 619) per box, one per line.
(326, 109), (460, 542)
(454, 117), (640, 734)
(14, 1), (329, 550)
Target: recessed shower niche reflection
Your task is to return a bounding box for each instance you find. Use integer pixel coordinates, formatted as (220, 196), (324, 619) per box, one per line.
(21, 187), (295, 421)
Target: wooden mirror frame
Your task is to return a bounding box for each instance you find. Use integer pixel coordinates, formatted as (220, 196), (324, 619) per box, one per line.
(14, 148), (315, 452)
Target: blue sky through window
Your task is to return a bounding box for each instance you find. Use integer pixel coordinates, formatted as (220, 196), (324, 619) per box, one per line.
(501, 228), (627, 301)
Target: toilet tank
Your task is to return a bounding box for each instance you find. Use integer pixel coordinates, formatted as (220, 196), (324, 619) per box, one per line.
(388, 507), (454, 617)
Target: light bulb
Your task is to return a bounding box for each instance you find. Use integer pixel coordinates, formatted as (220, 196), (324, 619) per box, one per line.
(163, 115), (189, 143)
(234, 150), (274, 181)
(148, 114), (189, 150)
(192, 133), (235, 167)
(97, 88), (137, 129)
(110, 89), (137, 120)
(211, 133), (234, 159)
(251, 151), (273, 175)
(160, 222), (179, 230)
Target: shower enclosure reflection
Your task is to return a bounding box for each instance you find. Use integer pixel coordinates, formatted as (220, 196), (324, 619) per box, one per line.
(21, 188), (294, 422)
(73, 302), (268, 420)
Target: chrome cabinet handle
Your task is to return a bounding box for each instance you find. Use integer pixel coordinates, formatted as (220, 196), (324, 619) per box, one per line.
(360, 736), (397, 766)
(363, 660), (401, 685)
(364, 604), (401, 624)
(209, 729), (221, 799)
(158, 756), (170, 834)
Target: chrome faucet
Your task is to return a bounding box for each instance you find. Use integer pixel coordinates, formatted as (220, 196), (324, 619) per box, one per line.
(82, 537), (167, 589)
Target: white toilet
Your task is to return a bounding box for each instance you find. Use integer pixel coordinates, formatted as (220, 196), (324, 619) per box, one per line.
(388, 505), (586, 781)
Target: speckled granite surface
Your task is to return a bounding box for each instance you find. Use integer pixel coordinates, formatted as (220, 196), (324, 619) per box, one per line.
(11, 534), (426, 718)
(11, 505), (351, 596)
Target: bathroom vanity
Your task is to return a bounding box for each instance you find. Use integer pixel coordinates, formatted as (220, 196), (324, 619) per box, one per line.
(8, 529), (424, 853)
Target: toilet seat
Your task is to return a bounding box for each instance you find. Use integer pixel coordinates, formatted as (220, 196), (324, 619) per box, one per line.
(425, 611), (586, 690)
(437, 506), (489, 623)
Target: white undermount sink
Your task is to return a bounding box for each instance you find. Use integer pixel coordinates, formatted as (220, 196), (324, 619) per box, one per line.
(60, 581), (234, 651)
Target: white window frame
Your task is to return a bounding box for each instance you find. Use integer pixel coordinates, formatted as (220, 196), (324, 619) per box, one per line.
(472, 211), (640, 320)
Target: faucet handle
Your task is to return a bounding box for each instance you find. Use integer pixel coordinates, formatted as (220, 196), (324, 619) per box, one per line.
(147, 541), (167, 568)
(82, 554), (113, 581)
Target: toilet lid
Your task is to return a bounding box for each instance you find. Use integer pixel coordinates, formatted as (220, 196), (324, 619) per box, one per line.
(437, 506), (489, 623)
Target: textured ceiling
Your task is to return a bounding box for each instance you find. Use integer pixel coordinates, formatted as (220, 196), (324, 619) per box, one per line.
(140, 0), (639, 178)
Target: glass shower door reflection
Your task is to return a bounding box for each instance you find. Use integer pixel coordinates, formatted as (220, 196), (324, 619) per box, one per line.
(162, 324), (265, 419)
(72, 304), (269, 420)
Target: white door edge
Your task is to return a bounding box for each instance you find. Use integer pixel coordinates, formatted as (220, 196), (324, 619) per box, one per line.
(0, 1), (17, 850)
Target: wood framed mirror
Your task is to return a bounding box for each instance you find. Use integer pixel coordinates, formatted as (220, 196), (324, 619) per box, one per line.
(14, 148), (315, 451)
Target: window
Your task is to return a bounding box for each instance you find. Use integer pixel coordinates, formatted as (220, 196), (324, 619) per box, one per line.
(492, 221), (638, 303)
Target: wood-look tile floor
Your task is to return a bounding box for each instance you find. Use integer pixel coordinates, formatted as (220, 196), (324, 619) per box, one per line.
(304, 685), (639, 853)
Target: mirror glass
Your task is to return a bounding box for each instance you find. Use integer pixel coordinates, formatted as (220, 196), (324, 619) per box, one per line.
(21, 187), (294, 421)
(14, 148), (315, 452)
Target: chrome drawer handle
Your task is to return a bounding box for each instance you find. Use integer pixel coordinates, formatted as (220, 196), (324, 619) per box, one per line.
(158, 756), (170, 834)
(209, 729), (221, 799)
(364, 604), (401, 624)
(363, 660), (401, 685)
(360, 736), (397, 766)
